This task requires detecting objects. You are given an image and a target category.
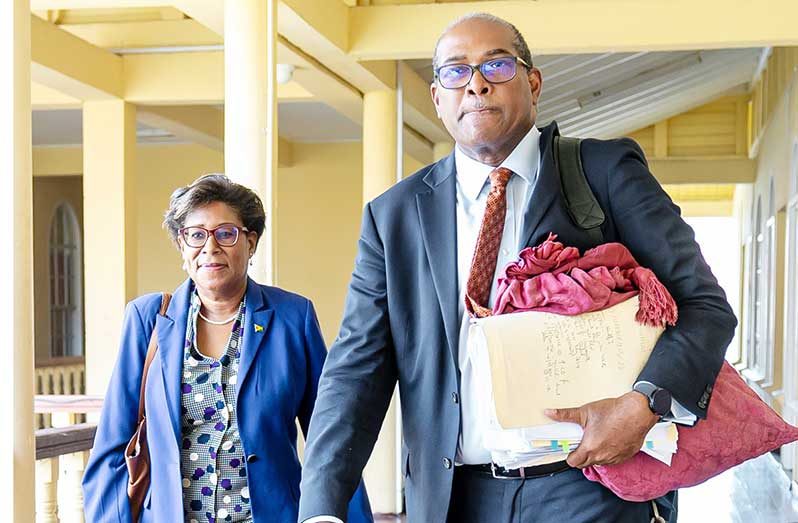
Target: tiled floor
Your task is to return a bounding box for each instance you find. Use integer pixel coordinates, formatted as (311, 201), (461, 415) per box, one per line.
(374, 453), (798, 522)
(679, 453), (798, 523)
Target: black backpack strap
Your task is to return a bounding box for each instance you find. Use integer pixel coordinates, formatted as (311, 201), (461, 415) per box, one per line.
(553, 135), (605, 244)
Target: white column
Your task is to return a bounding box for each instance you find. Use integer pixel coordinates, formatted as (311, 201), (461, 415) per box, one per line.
(58, 451), (88, 523)
(35, 458), (59, 523)
(225, 0), (278, 285)
(83, 101), (137, 397)
(0, 0), (35, 517)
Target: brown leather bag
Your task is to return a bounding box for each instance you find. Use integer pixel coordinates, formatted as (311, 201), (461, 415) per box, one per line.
(124, 292), (171, 522)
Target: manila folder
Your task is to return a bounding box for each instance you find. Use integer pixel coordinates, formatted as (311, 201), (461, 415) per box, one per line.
(468, 296), (665, 429)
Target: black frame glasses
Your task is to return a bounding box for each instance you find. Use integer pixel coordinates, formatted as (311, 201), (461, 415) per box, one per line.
(178, 224), (250, 248)
(434, 55), (532, 90)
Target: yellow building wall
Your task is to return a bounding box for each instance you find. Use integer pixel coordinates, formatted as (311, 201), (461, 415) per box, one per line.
(276, 141), (426, 344)
(735, 48), (797, 425)
(134, 143), (225, 296)
(276, 142), (363, 343)
(750, 48), (798, 155)
(628, 95), (747, 159)
(33, 141), (428, 352)
(741, 63), (798, 238)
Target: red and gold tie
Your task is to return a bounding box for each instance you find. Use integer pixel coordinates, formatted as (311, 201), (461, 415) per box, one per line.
(465, 167), (513, 318)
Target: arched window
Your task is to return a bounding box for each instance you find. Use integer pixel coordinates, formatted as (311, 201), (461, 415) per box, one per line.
(49, 202), (83, 358)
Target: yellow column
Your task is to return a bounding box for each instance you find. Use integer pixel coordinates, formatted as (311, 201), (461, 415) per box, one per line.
(362, 89), (401, 513)
(0, 0), (35, 515)
(225, 0), (277, 285)
(363, 90), (398, 201)
(433, 141), (454, 162)
(83, 100), (137, 396)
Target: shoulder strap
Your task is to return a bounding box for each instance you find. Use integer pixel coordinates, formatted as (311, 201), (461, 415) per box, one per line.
(136, 293), (172, 422)
(553, 135), (605, 244)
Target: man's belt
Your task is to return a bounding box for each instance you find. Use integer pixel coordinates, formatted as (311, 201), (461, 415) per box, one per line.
(460, 460), (571, 480)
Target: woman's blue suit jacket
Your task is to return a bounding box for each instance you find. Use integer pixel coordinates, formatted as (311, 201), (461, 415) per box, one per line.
(82, 277), (372, 522)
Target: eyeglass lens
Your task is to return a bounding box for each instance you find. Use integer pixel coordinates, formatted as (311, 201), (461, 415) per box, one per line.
(182, 226), (240, 247)
(438, 57), (518, 89)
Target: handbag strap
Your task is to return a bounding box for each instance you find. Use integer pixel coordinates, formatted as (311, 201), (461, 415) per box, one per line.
(136, 293), (172, 423)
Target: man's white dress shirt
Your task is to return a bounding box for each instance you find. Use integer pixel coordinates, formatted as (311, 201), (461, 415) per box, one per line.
(455, 126), (542, 464)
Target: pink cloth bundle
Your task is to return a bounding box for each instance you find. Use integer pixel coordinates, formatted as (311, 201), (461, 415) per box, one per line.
(493, 234), (798, 501)
(493, 233), (677, 328)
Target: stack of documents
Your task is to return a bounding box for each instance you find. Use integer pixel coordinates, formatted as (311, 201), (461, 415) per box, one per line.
(484, 420), (679, 468)
(467, 297), (682, 469)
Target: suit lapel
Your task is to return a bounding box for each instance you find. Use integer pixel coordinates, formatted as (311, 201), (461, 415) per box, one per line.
(157, 278), (192, 446)
(519, 122), (561, 249)
(416, 154), (461, 368)
(236, 278), (274, 403)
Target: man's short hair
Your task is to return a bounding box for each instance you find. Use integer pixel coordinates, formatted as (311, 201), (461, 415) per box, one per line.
(431, 12), (534, 73)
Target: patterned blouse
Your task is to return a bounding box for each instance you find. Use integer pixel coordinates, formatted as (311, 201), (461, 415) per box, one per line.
(180, 291), (252, 523)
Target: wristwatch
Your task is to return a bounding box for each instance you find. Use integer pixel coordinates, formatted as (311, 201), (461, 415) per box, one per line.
(632, 381), (672, 418)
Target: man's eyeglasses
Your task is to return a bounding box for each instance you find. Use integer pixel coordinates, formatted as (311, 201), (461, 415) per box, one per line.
(178, 224), (250, 248)
(434, 56), (531, 90)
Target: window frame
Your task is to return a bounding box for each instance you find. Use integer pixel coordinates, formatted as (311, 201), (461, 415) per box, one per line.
(48, 201), (83, 359)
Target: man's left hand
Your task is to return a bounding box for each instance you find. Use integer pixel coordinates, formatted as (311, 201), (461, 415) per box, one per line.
(544, 392), (659, 469)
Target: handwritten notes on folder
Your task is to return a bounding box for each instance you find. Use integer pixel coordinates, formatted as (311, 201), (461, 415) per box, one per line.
(473, 296), (664, 428)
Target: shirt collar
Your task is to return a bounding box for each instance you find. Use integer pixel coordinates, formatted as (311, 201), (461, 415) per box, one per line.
(454, 125), (541, 201)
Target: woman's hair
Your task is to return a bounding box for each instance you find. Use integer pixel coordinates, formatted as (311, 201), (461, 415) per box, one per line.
(163, 173), (266, 247)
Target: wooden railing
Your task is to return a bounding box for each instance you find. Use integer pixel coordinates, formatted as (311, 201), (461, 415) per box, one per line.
(35, 395), (103, 523)
(35, 357), (86, 429)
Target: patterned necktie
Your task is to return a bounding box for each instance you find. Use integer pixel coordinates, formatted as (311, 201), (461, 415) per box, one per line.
(465, 167), (513, 318)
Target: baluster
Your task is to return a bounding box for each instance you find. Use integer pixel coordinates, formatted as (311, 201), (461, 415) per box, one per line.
(43, 369), (54, 429)
(78, 366), (87, 423)
(35, 372), (44, 429)
(53, 367), (64, 395)
(63, 367), (74, 395)
(78, 366), (85, 394)
(58, 451), (88, 523)
(36, 456), (60, 523)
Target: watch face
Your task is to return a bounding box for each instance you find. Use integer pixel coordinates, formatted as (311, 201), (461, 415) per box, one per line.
(651, 389), (672, 416)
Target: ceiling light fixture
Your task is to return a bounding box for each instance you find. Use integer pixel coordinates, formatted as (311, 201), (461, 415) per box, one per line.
(276, 64), (295, 85)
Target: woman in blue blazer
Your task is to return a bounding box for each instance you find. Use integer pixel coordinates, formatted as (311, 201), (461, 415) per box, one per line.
(82, 174), (372, 523)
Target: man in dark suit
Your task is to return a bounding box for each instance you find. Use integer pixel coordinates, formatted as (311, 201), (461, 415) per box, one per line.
(299, 12), (736, 523)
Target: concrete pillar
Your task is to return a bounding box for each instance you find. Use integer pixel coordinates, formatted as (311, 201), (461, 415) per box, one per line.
(433, 141), (454, 162)
(83, 100), (137, 396)
(362, 89), (401, 513)
(363, 90), (398, 201)
(0, 0), (35, 515)
(225, 0), (277, 285)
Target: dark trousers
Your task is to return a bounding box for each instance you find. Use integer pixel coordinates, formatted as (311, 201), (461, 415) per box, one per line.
(446, 465), (674, 523)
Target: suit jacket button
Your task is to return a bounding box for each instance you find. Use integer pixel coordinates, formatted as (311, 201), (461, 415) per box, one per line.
(246, 453), (258, 463)
(452, 392), (459, 404)
(443, 458), (452, 469)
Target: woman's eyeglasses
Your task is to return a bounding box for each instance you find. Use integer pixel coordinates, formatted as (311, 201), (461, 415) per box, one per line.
(434, 55), (531, 90)
(178, 224), (249, 248)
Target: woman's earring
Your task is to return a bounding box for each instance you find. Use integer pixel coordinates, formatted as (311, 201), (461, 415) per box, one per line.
(249, 253), (254, 266)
